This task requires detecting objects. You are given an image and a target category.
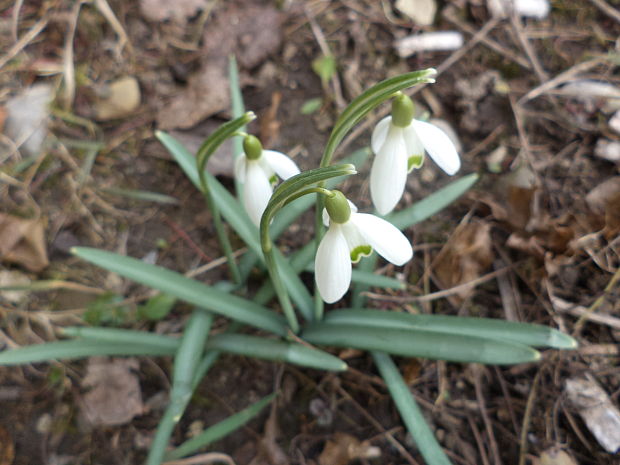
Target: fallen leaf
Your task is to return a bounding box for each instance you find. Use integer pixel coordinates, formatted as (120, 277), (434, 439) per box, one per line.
(395, 0), (437, 26)
(0, 213), (48, 272)
(4, 84), (52, 157)
(434, 220), (494, 300)
(565, 377), (620, 453)
(250, 404), (288, 465)
(585, 176), (620, 238)
(536, 446), (578, 465)
(94, 76), (141, 121)
(139, 0), (208, 23)
(80, 357), (143, 427)
(318, 433), (380, 465)
(0, 425), (14, 465)
(157, 2), (282, 129)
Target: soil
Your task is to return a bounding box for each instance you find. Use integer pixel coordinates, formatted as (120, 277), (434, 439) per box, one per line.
(0, 0), (619, 464)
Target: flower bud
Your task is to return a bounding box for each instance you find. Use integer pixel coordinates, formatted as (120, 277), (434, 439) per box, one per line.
(391, 92), (415, 128)
(243, 134), (263, 160)
(325, 190), (351, 224)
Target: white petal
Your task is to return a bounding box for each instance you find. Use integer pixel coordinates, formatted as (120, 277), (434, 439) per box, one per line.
(370, 126), (408, 215)
(350, 213), (413, 265)
(371, 116), (392, 154)
(243, 161), (273, 226)
(315, 225), (352, 304)
(411, 120), (461, 175)
(402, 124), (425, 158)
(262, 150), (300, 180)
(234, 154), (247, 183)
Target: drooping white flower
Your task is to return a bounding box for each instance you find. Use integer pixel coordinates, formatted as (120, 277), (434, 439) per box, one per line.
(234, 135), (300, 226)
(315, 191), (413, 303)
(370, 93), (461, 215)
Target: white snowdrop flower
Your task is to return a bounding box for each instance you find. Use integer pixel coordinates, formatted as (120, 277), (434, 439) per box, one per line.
(315, 191), (413, 303)
(234, 135), (300, 226)
(370, 92), (461, 215)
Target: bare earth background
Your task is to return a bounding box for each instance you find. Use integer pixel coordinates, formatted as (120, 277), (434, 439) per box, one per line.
(0, 0), (619, 464)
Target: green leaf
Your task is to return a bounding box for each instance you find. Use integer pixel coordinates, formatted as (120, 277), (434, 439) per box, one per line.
(71, 247), (287, 336)
(137, 293), (177, 321)
(325, 309), (577, 349)
(301, 98), (323, 115)
(147, 311), (213, 465)
(387, 173), (479, 230)
(373, 352), (453, 465)
(165, 394), (276, 461)
(312, 55), (337, 85)
(0, 340), (175, 365)
(98, 187), (179, 205)
(206, 334), (347, 371)
(302, 322), (541, 365)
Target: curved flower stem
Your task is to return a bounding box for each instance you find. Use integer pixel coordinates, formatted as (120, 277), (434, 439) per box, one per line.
(195, 112), (255, 285)
(260, 166), (356, 333)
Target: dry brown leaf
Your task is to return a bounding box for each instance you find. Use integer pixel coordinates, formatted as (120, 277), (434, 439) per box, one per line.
(80, 357), (143, 427)
(250, 404), (288, 465)
(565, 377), (620, 453)
(318, 433), (380, 465)
(0, 213), (48, 272)
(0, 425), (14, 465)
(139, 0), (209, 23)
(585, 176), (620, 238)
(94, 76), (141, 121)
(157, 3), (282, 130)
(536, 446), (578, 465)
(434, 220), (494, 299)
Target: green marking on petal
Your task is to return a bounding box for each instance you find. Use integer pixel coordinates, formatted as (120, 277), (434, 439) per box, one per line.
(269, 174), (278, 185)
(408, 154), (424, 172)
(350, 245), (372, 263)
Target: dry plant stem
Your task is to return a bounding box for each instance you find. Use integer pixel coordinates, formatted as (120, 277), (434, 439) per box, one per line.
(572, 266), (620, 336)
(473, 366), (503, 465)
(519, 57), (607, 104)
(509, 96), (540, 184)
(305, 6), (346, 109)
(509, 13), (548, 82)
(93, 0), (132, 57)
(61, 0), (83, 110)
(468, 415), (491, 465)
(518, 369), (541, 465)
(336, 385), (420, 465)
(0, 17), (48, 70)
(162, 453), (236, 465)
(11, 0), (24, 42)
(365, 266), (511, 303)
(443, 9), (531, 70)
(589, 0), (620, 23)
(493, 367), (521, 436)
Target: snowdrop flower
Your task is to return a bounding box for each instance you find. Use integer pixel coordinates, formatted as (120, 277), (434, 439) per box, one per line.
(235, 135), (300, 226)
(315, 190), (413, 303)
(370, 92), (461, 215)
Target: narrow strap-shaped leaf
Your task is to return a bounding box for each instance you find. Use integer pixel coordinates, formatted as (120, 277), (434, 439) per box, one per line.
(302, 323), (540, 365)
(165, 393), (276, 461)
(0, 340), (176, 365)
(71, 247), (287, 336)
(387, 173), (479, 230)
(205, 334), (346, 371)
(147, 311), (213, 465)
(61, 326), (178, 348)
(373, 352), (453, 465)
(325, 309), (577, 349)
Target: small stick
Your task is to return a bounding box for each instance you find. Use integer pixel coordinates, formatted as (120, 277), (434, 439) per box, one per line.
(518, 369), (541, 465)
(589, 0), (620, 24)
(0, 17), (49, 70)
